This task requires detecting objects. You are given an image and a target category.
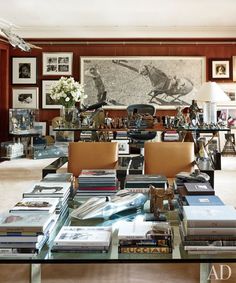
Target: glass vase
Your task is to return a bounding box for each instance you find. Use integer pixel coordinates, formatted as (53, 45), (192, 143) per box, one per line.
(60, 106), (79, 128)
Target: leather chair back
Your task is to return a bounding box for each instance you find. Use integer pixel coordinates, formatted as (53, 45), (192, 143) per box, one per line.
(68, 142), (118, 177)
(144, 142), (195, 178)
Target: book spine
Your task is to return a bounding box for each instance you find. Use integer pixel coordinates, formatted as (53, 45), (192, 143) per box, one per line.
(186, 227), (236, 236)
(118, 246), (172, 254)
(119, 238), (172, 247)
(184, 219), (236, 228)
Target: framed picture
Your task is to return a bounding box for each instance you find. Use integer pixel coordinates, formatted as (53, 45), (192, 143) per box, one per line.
(111, 139), (130, 155)
(80, 56), (206, 109)
(42, 52), (73, 75)
(12, 57), (37, 84)
(218, 83), (236, 105)
(34, 122), (47, 136)
(42, 80), (61, 109)
(233, 56), (236, 82)
(12, 87), (38, 109)
(210, 59), (231, 79)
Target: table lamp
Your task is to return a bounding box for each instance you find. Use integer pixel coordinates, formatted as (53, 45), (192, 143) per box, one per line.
(195, 81), (230, 124)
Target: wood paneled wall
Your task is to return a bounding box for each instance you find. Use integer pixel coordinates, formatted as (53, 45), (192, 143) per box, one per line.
(1, 38), (236, 140)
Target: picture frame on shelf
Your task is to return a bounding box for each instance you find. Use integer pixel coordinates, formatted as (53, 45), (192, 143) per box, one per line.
(34, 122), (47, 136)
(42, 52), (73, 76)
(12, 57), (37, 84)
(111, 139), (130, 155)
(210, 59), (231, 80)
(12, 87), (38, 109)
(80, 56), (206, 109)
(42, 80), (61, 109)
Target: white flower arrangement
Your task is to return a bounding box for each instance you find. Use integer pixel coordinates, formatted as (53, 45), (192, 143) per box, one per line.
(50, 77), (86, 108)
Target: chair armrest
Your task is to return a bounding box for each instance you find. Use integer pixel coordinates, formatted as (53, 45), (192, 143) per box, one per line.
(42, 156), (68, 179)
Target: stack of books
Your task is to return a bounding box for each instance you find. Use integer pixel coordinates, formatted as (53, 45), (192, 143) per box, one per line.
(0, 212), (56, 257)
(163, 130), (179, 141)
(42, 173), (73, 183)
(23, 182), (71, 218)
(180, 205), (236, 254)
(124, 174), (168, 193)
(118, 221), (173, 254)
(51, 226), (112, 253)
(77, 169), (118, 197)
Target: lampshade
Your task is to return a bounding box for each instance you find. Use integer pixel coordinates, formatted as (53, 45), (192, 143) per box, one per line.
(195, 81), (230, 102)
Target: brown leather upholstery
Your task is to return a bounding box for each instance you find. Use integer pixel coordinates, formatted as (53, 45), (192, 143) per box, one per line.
(144, 142), (195, 178)
(68, 142), (118, 177)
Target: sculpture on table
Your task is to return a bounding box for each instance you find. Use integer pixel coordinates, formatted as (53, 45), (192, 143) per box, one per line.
(174, 106), (186, 128)
(189, 99), (201, 126)
(149, 185), (174, 218)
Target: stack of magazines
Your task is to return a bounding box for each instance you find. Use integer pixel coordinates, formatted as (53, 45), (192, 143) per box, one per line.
(51, 226), (112, 253)
(77, 169), (118, 198)
(118, 221), (173, 254)
(180, 205), (236, 254)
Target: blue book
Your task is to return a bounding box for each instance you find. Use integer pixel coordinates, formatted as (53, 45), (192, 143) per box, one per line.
(185, 195), (224, 206)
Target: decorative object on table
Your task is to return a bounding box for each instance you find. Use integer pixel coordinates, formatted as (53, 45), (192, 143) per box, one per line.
(80, 56), (205, 108)
(12, 57), (37, 84)
(189, 100), (201, 127)
(50, 77), (86, 127)
(221, 133), (236, 156)
(173, 106), (186, 127)
(149, 185), (174, 220)
(70, 190), (147, 220)
(210, 58), (231, 80)
(12, 87), (39, 109)
(9, 108), (38, 134)
(42, 52), (73, 76)
(111, 139), (130, 155)
(195, 82), (230, 124)
(34, 122), (47, 136)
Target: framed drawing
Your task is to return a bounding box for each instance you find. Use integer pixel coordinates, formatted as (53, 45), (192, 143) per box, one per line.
(12, 57), (37, 84)
(42, 52), (73, 75)
(42, 80), (61, 109)
(80, 56), (206, 109)
(233, 56), (236, 82)
(12, 87), (38, 109)
(111, 139), (130, 155)
(34, 122), (47, 136)
(210, 59), (231, 80)
(218, 83), (236, 105)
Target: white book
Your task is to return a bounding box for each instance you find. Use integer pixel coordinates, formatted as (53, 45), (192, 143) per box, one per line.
(118, 221), (171, 240)
(10, 198), (60, 214)
(54, 226), (112, 247)
(23, 182), (71, 198)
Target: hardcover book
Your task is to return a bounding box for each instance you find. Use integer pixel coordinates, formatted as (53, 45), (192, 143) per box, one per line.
(79, 169), (116, 178)
(118, 221), (172, 240)
(185, 195), (224, 206)
(10, 198), (60, 213)
(183, 182), (214, 195)
(42, 173), (73, 183)
(183, 205), (236, 227)
(53, 226), (112, 247)
(23, 182), (71, 198)
(0, 213), (54, 233)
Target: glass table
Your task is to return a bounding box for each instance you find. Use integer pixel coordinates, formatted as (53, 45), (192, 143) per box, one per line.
(1, 199), (235, 283)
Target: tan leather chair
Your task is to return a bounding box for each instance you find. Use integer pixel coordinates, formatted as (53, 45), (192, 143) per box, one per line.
(68, 142), (118, 177)
(144, 142), (195, 179)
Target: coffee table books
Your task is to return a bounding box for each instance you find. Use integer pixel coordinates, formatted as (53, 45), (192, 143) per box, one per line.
(51, 226), (112, 252)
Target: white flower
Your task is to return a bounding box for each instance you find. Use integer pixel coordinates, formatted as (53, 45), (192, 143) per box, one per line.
(50, 76), (86, 107)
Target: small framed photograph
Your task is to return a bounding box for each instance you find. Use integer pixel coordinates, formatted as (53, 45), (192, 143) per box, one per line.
(42, 80), (61, 109)
(12, 87), (38, 109)
(34, 122), (47, 136)
(218, 83), (236, 104)
(210, 59), (231, 79)
(111, 139), (130, 155)
(12, 57), (37, 84)
(42, 52), (73, 75)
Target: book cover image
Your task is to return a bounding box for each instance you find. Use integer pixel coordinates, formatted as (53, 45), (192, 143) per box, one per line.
(184, 183), (214, 194)
(79, 169), (116, 178)
(24, 182), (71, 196)
(10, 198), (59, 213)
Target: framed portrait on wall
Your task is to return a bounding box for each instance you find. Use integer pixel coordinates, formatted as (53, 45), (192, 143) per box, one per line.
(42, 80), (61, 109)
(210, 59), (231, 80)
(80, 56), (206, 109)
(42, 52), (73, 75)
(12, 57), (37, 84)
(12, 87), (38, 109)
(218, 83), (236, 105)
(233, 56), (236, 82)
